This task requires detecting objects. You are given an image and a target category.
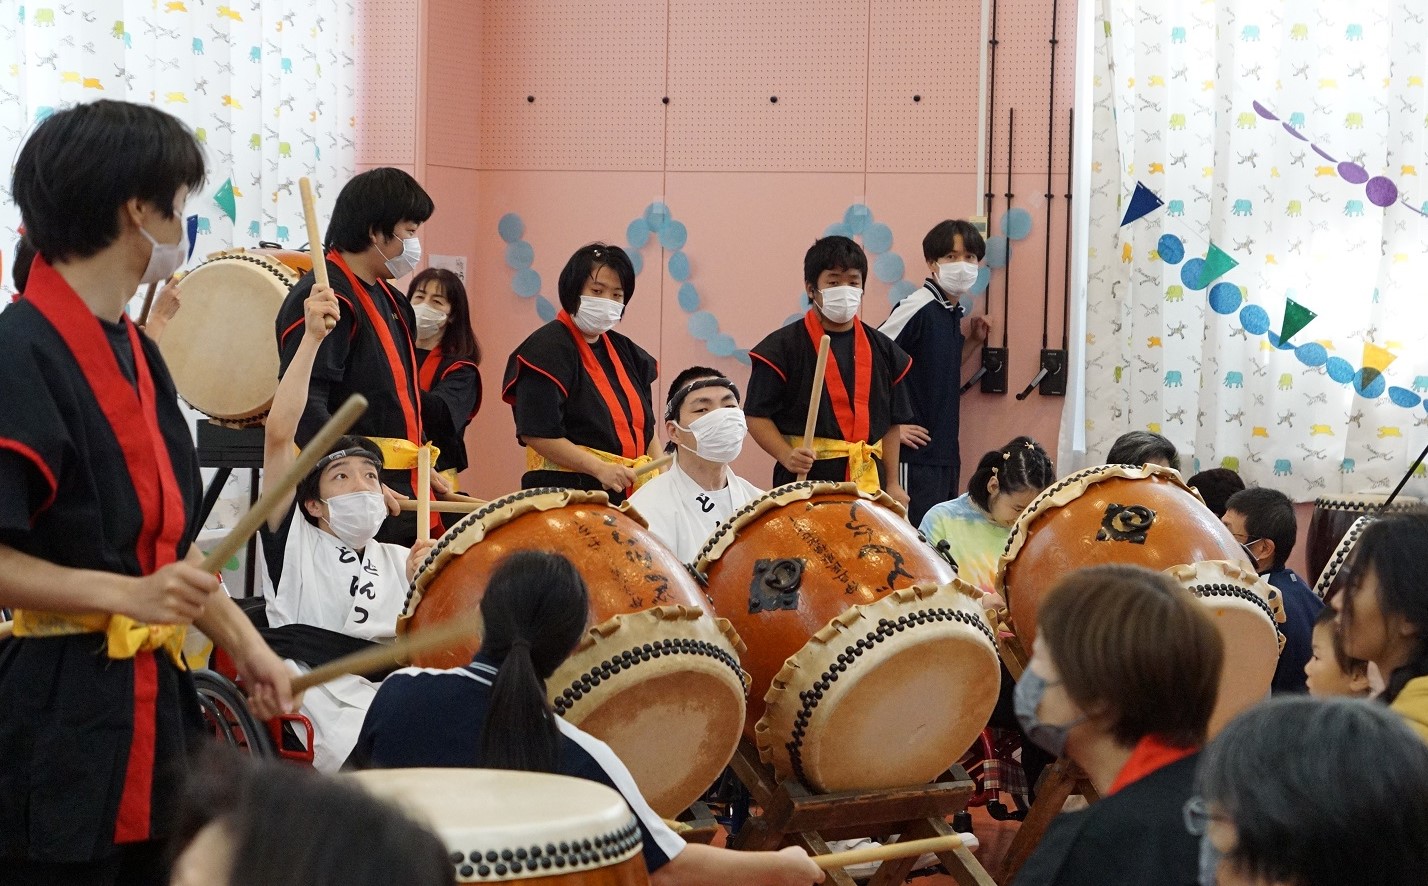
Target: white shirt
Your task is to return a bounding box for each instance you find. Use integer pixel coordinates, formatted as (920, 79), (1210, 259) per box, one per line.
(628, 459), (763, 561)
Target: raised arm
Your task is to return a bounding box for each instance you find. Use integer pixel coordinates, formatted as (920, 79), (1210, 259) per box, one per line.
(264, 284), (340, 530)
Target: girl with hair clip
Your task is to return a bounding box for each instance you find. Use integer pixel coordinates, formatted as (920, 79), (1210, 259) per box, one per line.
(348, 550), (824, 886)
(407, 268), (481, 489)
(1332, 509), (1428, 742)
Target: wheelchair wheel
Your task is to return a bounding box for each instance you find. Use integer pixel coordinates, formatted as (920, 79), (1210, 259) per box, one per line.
(194, 669), (277, 758)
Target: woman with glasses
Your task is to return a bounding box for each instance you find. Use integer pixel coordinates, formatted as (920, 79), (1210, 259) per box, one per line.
(1011, 564), (1223, 886)
(1189, 696), (1428, 886)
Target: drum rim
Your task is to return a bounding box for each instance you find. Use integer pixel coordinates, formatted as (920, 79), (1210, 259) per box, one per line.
(692, 479), (895, 569)
(1165, 559), (1286, 651)
(1311, 493), (1422, 510)
(1312, 514), (1375, 600)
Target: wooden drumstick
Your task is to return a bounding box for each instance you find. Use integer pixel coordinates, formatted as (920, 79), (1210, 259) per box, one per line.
(796, 334), (831, 482)
(417, 444), (432, 544)
(136, 282), (159, 327)
(290, 609), (482, 693)
(814, 834), (963, 871)
(199, 395), (367, 573)
(635, 454), (673, 478)
(298, 177), (334, 330)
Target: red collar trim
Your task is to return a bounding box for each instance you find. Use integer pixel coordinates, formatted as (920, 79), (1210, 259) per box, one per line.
(1107, 734), (1198, 795)
(802, 309), (872, 442)
(329, 251), (422, 442)
(556, 311), (647, 459)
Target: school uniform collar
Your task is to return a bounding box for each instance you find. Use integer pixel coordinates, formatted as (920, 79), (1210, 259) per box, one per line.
(923, 278), (966, 317)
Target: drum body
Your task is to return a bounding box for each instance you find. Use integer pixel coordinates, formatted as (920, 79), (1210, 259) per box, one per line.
(158, 250), (301, 423)
(1306, 494), (1421, 591)
(352, 768), (649, 885)
(997, 464), (1246, 647)
(1165, 561), (1285, 737)
(403, 489), (747, 818)
(695, 481), (1000, 793)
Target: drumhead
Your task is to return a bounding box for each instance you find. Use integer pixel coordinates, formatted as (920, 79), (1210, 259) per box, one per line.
(351, 768), (644, 882)
(158, 253), (296, 421)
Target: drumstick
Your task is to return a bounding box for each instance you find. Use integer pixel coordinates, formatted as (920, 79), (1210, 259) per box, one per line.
(290, 609), (482, 693)
(298, 177), (335, 330)
(399, 499), (488, 515)
(814, 834), (964, 871)
(136, 282), (159, 327)
(198, 395), (367, 573)
(635, 454), (673, 477)
(417, 444), (432, 544)
(796, 334), (831, 482)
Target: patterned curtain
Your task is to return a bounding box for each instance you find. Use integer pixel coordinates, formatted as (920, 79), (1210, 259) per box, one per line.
(1078, 0), (1428, 499)
(0, 0), (356, 299)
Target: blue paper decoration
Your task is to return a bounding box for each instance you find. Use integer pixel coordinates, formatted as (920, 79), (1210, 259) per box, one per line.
(505, 240), (534, 268)
(498, 213), (525, 243)
(874, 252), (905, 283)
(667, 250), (690, 281)
(1001, 208), (1034, 241)
(985, 236), (1008, 269)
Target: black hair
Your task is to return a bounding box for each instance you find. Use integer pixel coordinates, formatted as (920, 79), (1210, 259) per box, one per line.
(922, 219), (987, 262)
(1339, 510), (1428, 705)
(478, 551), (591, 773)
(294, 435), (384, 526)
(1196, 696), (1428, 886)
(324, 168), (435, 253)
(664, 366), (740, 419)
(12, 100), (206, 263)
(1314, 605), (1369, 679)
(803, 235), (868, 292)
(12, 236), (35, 293)
(556, 243), (636, 317)
(1224, 487), (1297, 570)
(173, 749), (454, 886)
(1187, 467), (1246, 518)
(407, 267), (480, 363)
(1105, 430), (1180, 471)
(967, 436), (1055, 511)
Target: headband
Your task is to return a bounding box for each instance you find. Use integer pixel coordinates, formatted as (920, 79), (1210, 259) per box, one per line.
(665, 377), (742, 421)
(311, 445), (383, 477)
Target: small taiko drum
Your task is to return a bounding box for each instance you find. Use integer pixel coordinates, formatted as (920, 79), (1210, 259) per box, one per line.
(158, 249), (306, 424)
(351, 768), (649, 885)
(997, 464), (1246, 647)
(694, 481), (1000, 793)
(402, 488), (747, 817)
(1306, 493), (1421, 591)
(1165, 561), (1285, 737)
(1312, 514), (1374, 601)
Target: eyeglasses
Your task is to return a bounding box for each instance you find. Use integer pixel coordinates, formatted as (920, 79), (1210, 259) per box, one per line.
(1182, 796), (1231, 836)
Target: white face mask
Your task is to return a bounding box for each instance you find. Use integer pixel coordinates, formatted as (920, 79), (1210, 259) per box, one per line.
(412, 302), (448, 340)
(818, 285), (863, 324)
(675, 406), (747, 464)
(573, 295), (623, 336)
(321, 491), (388, 550)
(380, 235), (422, 278)
(138, 220), (189, 285)
(937, 260), (979, 294)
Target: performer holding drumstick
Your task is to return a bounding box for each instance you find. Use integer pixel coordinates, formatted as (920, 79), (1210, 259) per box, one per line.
(0, 100), (295, 883)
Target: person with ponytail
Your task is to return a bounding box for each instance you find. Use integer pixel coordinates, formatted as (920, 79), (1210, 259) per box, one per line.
(1333, 510), (1428, 742)
(348, 550), (824, 886)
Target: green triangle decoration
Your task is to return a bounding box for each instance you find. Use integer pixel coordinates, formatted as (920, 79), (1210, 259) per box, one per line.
(214, 178), (237, 223)
(1201, 242), (1239, 285)
(1277, 298), (1317, 344)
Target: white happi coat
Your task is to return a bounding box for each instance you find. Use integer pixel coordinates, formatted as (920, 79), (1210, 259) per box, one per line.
(627, 459), (763, 562)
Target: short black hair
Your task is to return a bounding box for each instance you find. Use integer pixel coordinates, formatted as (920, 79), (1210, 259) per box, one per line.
(1225, 487), (1297, 570)
(1187, 467), (1246, 518)
(1106, 430), (1180, 471)
(803, 236), (868, 291)
(12, 100), (205, 263)
(325, 168), (434, 253)
(665, 365), (724, 408)
(556, 243), (636, 316)
(12, 236), (36, 293)
(294, 435), (384, 525)
(922, 219), (987, 262)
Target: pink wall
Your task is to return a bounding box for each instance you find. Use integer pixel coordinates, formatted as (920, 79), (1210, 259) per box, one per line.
(358, 0), (1077, 501)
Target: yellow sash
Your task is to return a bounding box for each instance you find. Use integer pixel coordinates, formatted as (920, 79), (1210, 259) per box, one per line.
(525, 446), (660, 492)
(365, 437), (440, 471)
(439, 468), (460, 493)
(785, 435), (885, 495)
(11, 609), (186, 667)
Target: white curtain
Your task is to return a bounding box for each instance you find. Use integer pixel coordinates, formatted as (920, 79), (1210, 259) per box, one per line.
(1077, 0), (1428, 500)
(0, 0), (356, 299)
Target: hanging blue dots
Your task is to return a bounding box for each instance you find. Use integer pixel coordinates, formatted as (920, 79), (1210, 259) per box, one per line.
(1001, 208), (1034, 241)
(824, 222), (854, 238)
(1157, 234), (1185, 265)
(873, 252), (905, 283)
(626, 218), (651, 249)
(1295, 342), (1328, 367)
(1389, 386), (1423, 408)
(668, 250), (691, 282)
(985, 236), (1008, 269)
(658, 219), (688, 250)
(1239, 304), (1270, 335)
(971, 265), (992, 294)
(1208, 282), (1241, 314)
(1180, 258), (1208, 291)
(624, 247), (643, 276)
(734, 349), (752, 365)
(707, 333), (738, 357)
(535, 295), (557, 322)
(844, 204), (873, 234)
(1353, 369), (1387, 400)
(1325, 357), (1355, 383)
(863, 222), (894, 254)
(688, 311), (720, 340)
(643, 202), (670, 228)
(511, 268), (541, 298)
(505, 240), (534, 269)
(677, 282), (700, 312)
(889, 279), (920, 304)
(498, 213), (525, 244)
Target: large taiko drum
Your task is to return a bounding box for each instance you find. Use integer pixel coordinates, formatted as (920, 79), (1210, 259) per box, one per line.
(158, 249), (307, 423)
(997, 464), (1247, 648)
(352, 769), (649, 885)
(401, 488), (747, 817)
(1164, 561), (1285, 737)
(693, 481), (1000, 793)
(1306, 493), (1421, 592)
(1312, 514), (1374, 601)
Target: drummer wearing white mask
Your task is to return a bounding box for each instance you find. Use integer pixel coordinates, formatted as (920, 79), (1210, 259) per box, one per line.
(629, 368), (763, 562)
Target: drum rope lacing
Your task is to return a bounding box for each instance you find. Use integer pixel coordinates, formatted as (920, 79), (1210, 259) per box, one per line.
(783, 607), (997, 785)
(1314, 518), (1371, 598)
(448, 817), (642, 881)
(1185, 583), (1285, 641)
(693, 480), (827, 564)
(552, 637), (746, 716)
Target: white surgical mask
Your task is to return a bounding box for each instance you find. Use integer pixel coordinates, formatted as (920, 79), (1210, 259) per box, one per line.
(138, 220), (189, 285)
(818, 285), (863, 324)
(937, 261), (979, 294)
(675, 407), (747, 464)
(380, 235), (421, 278)
(412, 302), (448, 340)
(573, 296), (624, 336)
(322, 491), (388, 550)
